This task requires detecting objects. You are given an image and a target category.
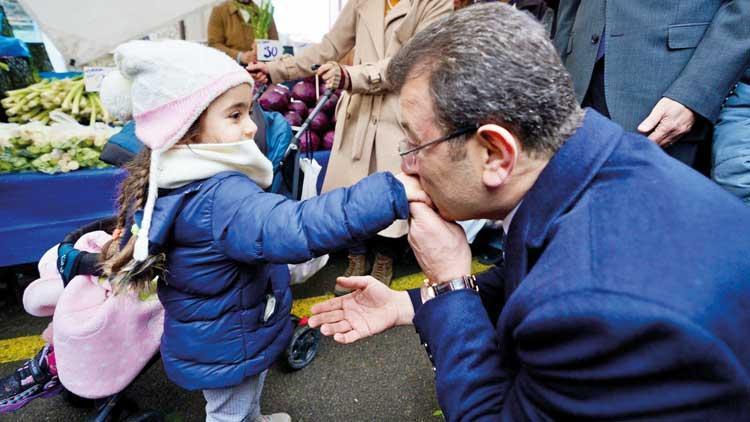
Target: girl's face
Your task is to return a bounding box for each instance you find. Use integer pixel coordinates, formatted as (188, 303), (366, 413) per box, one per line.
(197, 84), (257, 144)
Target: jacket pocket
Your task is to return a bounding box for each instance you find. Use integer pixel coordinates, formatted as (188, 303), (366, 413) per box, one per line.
(667, 22), (710, 50)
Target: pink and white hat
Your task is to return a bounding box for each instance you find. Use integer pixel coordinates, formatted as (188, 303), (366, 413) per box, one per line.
(100, 40), (253, 261)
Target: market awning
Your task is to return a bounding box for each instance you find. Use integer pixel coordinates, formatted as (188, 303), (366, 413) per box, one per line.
(17, 0), (220, 66)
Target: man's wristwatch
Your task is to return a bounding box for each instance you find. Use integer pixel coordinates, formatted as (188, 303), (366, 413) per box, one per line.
(420, 275), (478, 304)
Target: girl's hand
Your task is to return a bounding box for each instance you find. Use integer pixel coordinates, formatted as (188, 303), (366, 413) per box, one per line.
(395, 173), (432, 207)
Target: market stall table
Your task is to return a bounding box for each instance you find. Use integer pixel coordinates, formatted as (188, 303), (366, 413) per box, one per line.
(0, 167), (125, 267)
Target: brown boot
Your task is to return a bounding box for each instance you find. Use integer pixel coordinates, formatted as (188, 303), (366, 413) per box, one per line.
(334, 254), (369, 296)
(370, 253), (394, 287)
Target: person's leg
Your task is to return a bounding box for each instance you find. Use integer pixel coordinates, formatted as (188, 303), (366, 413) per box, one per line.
(712, 80), (750, 204)
(203, 370), (289, 422)
(335, 242), (371, 296)
(203, 372), (262, 422)
(370, 235), (405, 286)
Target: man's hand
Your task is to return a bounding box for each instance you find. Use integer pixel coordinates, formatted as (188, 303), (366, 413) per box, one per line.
(246, 62), (270, 84)
(637, 97), (696, 147)
(317, 61), (346, 90)
(309, 276), (414, 344)
(395, 173), (432, 206)
(408, 203), (472, 283)
(239, 50), (256, 65)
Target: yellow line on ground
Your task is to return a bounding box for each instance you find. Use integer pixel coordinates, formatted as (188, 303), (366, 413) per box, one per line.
(0, 335), (46, 365)
(0, 261), (492, 364)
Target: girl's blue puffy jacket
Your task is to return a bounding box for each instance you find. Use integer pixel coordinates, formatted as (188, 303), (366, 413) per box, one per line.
(147, 171), (408, 390)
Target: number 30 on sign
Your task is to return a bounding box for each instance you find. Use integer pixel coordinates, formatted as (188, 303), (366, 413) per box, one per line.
(256, 39), (284, 62)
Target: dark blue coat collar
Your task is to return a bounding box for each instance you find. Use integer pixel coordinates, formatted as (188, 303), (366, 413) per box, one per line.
(147, 171), (242, 252)
(504, 110), (624, 284)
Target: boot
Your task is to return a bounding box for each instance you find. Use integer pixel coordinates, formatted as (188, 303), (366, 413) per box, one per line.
(334, 254), (369, 296)
(370, 253), (394, 287)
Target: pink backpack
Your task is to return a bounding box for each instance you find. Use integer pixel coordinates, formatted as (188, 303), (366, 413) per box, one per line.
(23, 231), (164, 398)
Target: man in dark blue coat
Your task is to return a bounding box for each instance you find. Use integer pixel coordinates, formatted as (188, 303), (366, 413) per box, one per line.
(309, 4), (750, 420)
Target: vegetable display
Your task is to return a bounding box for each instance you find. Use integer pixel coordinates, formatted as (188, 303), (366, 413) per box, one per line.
(251, 0), (275, 40)
(1, 76), (114, 126)
(0, 122), (120, 174)
(259, 80), (342, 152)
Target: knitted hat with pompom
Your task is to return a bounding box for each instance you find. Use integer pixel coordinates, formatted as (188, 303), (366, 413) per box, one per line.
(100, 39), (253, 261)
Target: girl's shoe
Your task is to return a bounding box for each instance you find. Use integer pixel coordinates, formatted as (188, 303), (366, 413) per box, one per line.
(0, 344), (62, 414)
(255, 413), (292, 422)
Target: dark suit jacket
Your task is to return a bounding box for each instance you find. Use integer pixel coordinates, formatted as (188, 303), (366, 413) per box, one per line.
(553, 0), (750, 138)
(409, 110), (750, 421)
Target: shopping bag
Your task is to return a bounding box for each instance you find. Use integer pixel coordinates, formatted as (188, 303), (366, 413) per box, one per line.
(288, 157), (329, 285)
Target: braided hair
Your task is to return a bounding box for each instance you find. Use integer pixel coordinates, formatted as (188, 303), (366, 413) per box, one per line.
(99, 118), (204, 291)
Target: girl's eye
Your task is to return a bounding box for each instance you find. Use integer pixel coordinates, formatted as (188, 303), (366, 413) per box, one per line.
(230, 112), (241, 120)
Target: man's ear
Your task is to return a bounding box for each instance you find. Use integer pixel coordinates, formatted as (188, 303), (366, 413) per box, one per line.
(477, 124), (518, 188)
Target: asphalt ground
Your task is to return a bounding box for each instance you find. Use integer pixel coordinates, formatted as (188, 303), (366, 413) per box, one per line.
(1, 252), (492, 421)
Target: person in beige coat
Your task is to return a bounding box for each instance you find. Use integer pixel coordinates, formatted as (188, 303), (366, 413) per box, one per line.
(248, 0), (453, 294)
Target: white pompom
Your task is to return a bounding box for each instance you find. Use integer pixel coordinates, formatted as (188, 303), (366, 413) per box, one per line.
(100, 70), (133, 122)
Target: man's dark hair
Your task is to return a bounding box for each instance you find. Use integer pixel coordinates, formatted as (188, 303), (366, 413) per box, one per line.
(387, 2), (582, 157)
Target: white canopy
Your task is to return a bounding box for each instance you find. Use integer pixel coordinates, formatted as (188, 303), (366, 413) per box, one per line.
(17, 0), (221, 66)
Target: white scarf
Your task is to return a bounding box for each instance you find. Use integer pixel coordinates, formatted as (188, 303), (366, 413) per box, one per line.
(156, 139), (273, 189)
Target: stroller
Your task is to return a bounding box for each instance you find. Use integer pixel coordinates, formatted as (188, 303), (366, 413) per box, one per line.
(0, 99), (325, 421)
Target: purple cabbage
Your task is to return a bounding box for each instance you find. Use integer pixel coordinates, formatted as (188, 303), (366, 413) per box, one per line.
(259, 86), (289, 112)
(310, 112), (330, 133)
(322, 130), (335, 150)
(292, 80), (318, 106)
(283, 110), (303, 127)
(322, 93), (339, 115)
(288, 100), (309, 119)
(299, 131), (321, 152)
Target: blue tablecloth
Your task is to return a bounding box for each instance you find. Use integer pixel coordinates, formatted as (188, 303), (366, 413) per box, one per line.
(0, 151), (329, 267)
(0, 168), (125, 267)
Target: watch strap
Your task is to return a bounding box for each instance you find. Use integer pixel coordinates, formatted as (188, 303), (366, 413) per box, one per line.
(431, 275), (478, 296)
(421, 275), (478, 305)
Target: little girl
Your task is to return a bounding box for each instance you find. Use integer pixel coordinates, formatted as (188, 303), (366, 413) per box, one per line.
(98, 40), (417, 422)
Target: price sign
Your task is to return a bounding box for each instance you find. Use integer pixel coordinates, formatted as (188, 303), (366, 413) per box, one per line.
(83, 67), (115, 92)
(256, 39), (285, 62)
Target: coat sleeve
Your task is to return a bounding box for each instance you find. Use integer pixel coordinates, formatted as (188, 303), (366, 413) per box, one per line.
(345, 0), (453, 95)
(208, 6), (241, 60)
(474, 264), (506, 325)
(266, 0), (358, 83)
(409, 264), (508, 326)
(211, 172), (408, 264)
(414, 288), (747, 420)
(663, 0), (750, 123)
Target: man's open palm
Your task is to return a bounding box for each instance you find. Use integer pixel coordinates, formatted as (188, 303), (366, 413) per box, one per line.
(309, 276), (412, 344)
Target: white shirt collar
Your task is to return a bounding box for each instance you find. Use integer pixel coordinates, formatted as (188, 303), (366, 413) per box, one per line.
(501, 201), (522, 236)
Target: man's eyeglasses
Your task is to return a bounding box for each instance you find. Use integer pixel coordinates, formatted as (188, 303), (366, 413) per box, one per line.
(398, 125), (477, 170)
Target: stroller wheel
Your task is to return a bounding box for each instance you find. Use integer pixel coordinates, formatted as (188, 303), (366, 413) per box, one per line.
(283, 322), (321, 371)
(90, 394), (140, 422)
